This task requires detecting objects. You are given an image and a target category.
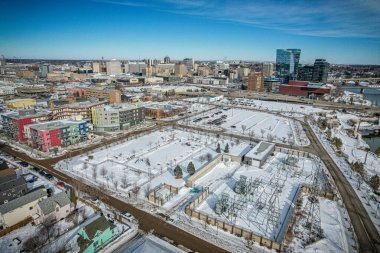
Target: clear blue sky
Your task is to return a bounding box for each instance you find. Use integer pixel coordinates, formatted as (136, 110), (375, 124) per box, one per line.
(1, 0), (380, 64)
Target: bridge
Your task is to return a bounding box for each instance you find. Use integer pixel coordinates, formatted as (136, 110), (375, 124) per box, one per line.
(328, 77), (380, 84)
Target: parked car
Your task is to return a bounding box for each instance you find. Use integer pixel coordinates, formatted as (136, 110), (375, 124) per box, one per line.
(32, 167), (41, 172)
(121, 211), (134, 222)
(18, 161), (29, 167)
(38, 171), (46, 176)
(45, 173), (53, 180)
(57, 181), (65, 187)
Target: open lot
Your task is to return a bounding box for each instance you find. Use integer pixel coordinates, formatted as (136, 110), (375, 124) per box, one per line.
(181, 107), (309, 146)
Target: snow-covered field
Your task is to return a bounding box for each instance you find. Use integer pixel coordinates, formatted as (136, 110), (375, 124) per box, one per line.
(56, 128), (247, 194)
(181, 107), (309, 146)
(195, 152), (325, 241)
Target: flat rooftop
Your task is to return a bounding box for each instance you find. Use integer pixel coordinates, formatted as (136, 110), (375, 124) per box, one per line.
(28, 119), (86, 131)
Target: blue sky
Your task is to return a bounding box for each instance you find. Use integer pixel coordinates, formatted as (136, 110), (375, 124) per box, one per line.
(0, 0), (379, 64)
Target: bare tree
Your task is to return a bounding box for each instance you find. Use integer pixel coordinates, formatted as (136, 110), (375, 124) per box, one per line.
(120, 175), (128, 189)
(145, 158), (151, 166)
(100, 166), (108, 177)
(267, 133), (274, 142)
(110, 171), (115, 180)
(241, 125), (247, 135)
(82, 162), (88, 171)
(23, 234), (43, 252)
(144, 184), (151, 197)
(113, 180), (119, 190)
(40, 218), (56, 241)
(206, 153), (213, 162)
(260, 129), (265, 138)
(199, 155), (205, 163)
(132, 184), (140, 199)
(131, 149), (136, 156)
(92, 165), (97, 182)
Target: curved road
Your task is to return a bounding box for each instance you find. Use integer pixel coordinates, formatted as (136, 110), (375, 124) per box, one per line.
(302, 118), (380, 253)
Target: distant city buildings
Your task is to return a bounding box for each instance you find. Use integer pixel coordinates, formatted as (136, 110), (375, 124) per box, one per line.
(276, 49), (301, 83)
(39, 64), (53, 78)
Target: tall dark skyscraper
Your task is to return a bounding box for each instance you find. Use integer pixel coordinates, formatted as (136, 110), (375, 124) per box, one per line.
(312, 59), (329, 83)
(297, 65), (314, 81)
(276, 49), (301, 83)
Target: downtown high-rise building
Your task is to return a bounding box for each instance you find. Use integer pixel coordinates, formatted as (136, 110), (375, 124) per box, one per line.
(312, 59), (330, 83)
(164, 56), (170, 63)
(262, 62), (274, 77)
(247, 72), (264, 92)
(106, 60), (122, 75)
(183, 58), (194, 71)
(297, 65), (314, 81)
(276, 49), (301, 83)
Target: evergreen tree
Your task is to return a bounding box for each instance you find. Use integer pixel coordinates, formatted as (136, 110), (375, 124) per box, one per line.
(216, 143), (221, 153)
(369, 175), (380, 192)
(174, 165), (183, 178)
(187, 162), (195, 175)
(224, 143), (229, 153)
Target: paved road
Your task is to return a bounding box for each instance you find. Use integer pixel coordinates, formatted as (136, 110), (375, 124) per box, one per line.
(302, 118), (380, 253)
(0, 144), (228, 253)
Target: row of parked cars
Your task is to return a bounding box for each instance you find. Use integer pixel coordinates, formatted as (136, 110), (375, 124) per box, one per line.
(19, 161), (66, 188)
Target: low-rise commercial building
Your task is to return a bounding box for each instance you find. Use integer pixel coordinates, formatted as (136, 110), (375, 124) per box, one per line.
(279, 80), (331, 98)
(5, 98), (36, 109)
(143, 103), (187, 119)
(243, 141), (275, 168)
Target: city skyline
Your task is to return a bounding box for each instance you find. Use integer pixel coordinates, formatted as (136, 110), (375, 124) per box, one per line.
(1, 0), (380, 64)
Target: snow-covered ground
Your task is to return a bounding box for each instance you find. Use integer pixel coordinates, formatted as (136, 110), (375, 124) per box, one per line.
(308, 118), (380, 234)
(181, 107), (309, 146)
(195, 152), (324, 242)
(56, 128), (249, 194)
(290, 196), (356, 253)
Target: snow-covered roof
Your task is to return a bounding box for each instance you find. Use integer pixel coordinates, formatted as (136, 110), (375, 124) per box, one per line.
(245, 141), (275, 161)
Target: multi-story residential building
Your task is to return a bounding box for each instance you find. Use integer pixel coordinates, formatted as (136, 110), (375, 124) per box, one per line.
(143, 103), (187, 119)
(247, 72), (264, 92)
(50, 101), (108, 121)
(25, 120), (89, 152)
(276, 49), (301, 83)
(85, 88), (121, 104)
(1, 109), (51, 142)
(92, 62), (101, 73)
(92, 104), (145, 132)
(5, 98), (36, 109)
(312, 59), (330, 83)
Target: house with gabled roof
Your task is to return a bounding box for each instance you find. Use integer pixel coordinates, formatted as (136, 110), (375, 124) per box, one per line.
(77, 215), (119, 253)
(0, 188), (47, 229)
(35, 192), (72, 224)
